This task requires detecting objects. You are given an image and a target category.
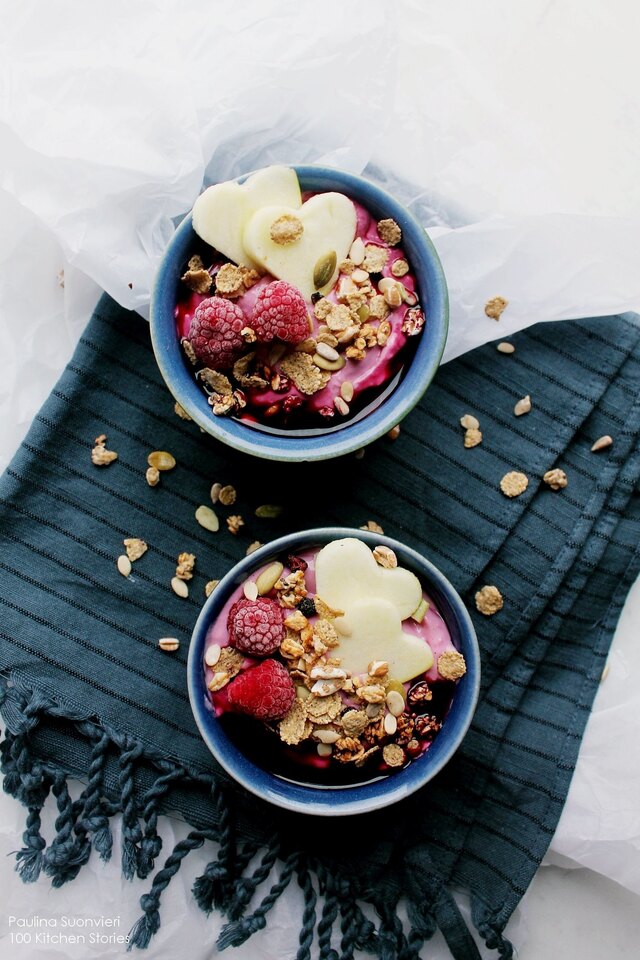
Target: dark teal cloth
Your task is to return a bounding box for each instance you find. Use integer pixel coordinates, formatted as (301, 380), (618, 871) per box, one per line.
(1, 294), (640, 959)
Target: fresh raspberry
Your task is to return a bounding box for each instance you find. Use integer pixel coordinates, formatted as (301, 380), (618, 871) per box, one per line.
(187, 296), (246, 370)
(227, 597), (285, 656)
(227, 659), (295, 721)
(250, 280), (309, 344)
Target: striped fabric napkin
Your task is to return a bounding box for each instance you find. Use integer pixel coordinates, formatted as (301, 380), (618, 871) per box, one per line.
(1, 294), (639, 960)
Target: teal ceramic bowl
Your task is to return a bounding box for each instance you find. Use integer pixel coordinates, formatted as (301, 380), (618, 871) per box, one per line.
(151, 166), (448, 461)
(187, 528), (479, 817)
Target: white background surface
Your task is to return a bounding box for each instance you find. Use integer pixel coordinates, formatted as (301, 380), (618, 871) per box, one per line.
(2, 2), (640, 957)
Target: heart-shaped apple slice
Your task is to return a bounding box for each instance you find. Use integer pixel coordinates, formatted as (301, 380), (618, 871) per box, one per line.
(192, 166), (301, 268)
(243, 193), (357, 300)
(334, 598), (434, 682)
(315, 538), (423, 623)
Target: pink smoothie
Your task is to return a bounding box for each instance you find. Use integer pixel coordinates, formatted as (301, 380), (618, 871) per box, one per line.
(176, 197), (422, 427)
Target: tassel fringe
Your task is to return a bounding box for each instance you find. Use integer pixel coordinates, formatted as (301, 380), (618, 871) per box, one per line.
(0, 670), (510, 960)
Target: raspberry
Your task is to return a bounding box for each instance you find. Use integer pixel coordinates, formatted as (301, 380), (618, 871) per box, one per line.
(188, 296), (246, 370)
(227, 659), (295, 721)
(227, 597), (285, 656)
(251, 281), (309, 344)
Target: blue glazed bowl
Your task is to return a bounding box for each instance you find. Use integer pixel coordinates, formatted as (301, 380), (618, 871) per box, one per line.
(151, 166), (448, 462)
(187, 528), (480, 816)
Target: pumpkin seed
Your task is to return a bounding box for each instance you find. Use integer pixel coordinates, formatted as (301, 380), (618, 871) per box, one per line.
(255, 504), (283, 518)
(147, 450), (176, 471)
(357, 304), (370, 323)
(171, 577), (189, 598)
(256, 562), (284, 596)
(386, 679), (406, 703)
(117, 554), (132, 577)
(313, 251), (337, 290)
(210, 482), (223, 503)
(195, 505), (219, 532)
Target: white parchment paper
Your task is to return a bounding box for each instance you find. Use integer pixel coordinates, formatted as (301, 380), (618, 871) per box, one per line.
(2, 2), (640, 956)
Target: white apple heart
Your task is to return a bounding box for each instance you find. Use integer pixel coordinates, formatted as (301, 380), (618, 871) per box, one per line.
(335, 598), (434, 682)
(192, 165), (301, 268)
(242, 193), (357, 301)
(315, 538), (423, 622)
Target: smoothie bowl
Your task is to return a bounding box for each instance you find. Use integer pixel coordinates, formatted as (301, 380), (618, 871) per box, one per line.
(187, 529), (479, 816)
(152, 165), (448, 461)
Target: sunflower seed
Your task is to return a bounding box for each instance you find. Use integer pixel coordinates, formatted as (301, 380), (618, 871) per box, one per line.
(171, 577), (189, 598)
(256, 562), (284, 596)
(497, 342), (515, 354)
(315, 341), (339, 362)
(340, 380), (354, 403)
(349, 238), (365, 265)
(158, 638), (180, 652)
(205, 644), (221, 666)
(334, 396), (350, 416)
(386, 690), (405, 717)
(195, 505), (219, 532)
(243, 580), (259, 601)
(591, 435), (613, 452)
(317, 743), (333, 757)
(384, 713), (398, 735)
(117, 555), (132, 577)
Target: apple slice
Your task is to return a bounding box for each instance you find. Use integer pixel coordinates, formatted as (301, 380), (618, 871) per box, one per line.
(334, 598), (433, 682)
(192, 166), (301, 268)
(315, 537), (422, 623)
(243, 193), (357, 300)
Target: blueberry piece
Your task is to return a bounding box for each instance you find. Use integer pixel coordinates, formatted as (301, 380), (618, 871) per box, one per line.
(297, 597), (316, 618)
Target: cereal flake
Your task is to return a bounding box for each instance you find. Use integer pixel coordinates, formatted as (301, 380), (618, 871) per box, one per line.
(437, 650), (467, 680)
(279, 700), (310, 745)
(377, 219), (402, 245)
(475, 585), (504, 616)
(270, 214), (304, 246)
(280, 352), (330, 395)
(215, 263), (245, 297)
(500, 471), (529, 498)
(363, 244), (389, 273)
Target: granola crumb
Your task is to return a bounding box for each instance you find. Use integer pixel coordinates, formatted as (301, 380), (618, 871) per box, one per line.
(475, 585), (504, 616)
(218, 484), (237, 506)
(377, 219), (402, 246)
(176, 552), (196, 581)
(437, 650), (467, 680)
(360, 520), (384, 534)
(204, 579), (219, 598)
(215, 263), (245, 297)
(500, 471), (529, 498)
(543, 468), (568, 490)
(485, 296), (509, 321)
(91, 436), (118, 466)
(181, 337), (198, 365)
(226, 515), (244, 535)
(338, 258), (355, 275)
(368, 294), (390, 321)
(181, 255), (213, 294)
(146, 466), (160, 487)
(391, 258), (409, 277)
(464, 428), (483, 448)
(241, 326), (257, 344)
(460, 413), (480, 430)
(174, 401), (192, 421)
(514, 395), (532, 417)
(246, 540), (262, 556)
(372, 545), (397, 569)
(363, 244), (389, 273)
(270, 214), (304, 246)
(123, 538), (148, 562)
(387, 425), (401, 440)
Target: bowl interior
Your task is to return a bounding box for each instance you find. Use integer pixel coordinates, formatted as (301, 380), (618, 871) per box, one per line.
(187, 528), (479, 816)
(151, 166), (448, 462)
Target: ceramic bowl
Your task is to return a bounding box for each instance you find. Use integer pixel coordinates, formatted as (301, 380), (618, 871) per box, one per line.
(151, 166), (448, 462)
(187, 528), (479, 816)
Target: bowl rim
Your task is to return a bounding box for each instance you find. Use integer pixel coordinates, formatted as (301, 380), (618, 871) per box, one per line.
(187, 527), (480, 816)
(151, 164), (449, 462)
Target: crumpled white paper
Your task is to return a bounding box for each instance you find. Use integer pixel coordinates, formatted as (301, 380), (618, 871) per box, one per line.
(2, 1), (640, 954)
